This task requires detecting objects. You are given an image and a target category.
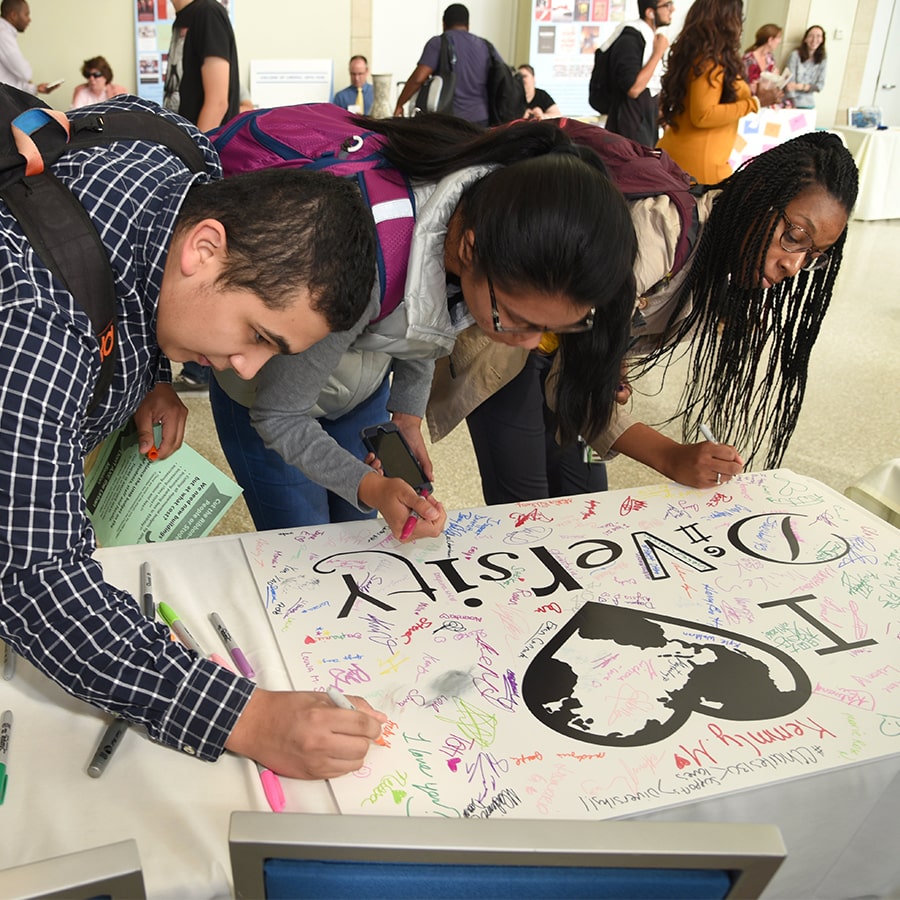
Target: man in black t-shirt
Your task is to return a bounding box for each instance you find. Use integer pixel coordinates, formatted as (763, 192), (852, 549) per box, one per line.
(603, 0), (673, 147)
(164, 0), (240, 133)
(164, 0), (241, 389)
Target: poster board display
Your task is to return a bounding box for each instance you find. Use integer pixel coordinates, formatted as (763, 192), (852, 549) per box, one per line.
(249, 59), (334, 109)
(527, 0), (623, 117)
(241, 470), (900, 820)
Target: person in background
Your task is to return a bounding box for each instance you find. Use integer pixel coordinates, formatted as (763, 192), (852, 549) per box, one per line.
(239, 83), (254, 113)
(601, 0), (674, 147)
(784, 25), (826, 109)
(0, 93), (385, 781)
(656, 0), (759, 184)
(0, 0), (61, 96)
(70, 56), (127, 109)
(437, 129), (858, 502)
(393, 4), (493, 124)
(518, 64), (561, 119)
(742, 23), (785, 105)
(208, 111), (637, 536)
(332, 55), (373, 115)
(164, 0), (241, 391)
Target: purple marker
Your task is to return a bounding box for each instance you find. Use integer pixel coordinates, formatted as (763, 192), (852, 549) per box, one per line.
(209, 612), (255, 679)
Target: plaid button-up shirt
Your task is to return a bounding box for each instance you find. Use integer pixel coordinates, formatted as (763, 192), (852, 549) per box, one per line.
(0, 96), (253, 761)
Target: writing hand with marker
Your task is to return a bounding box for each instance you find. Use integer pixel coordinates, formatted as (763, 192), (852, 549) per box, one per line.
(132, 383), (188, 461)
(611, 422), (744, 490)
(225, 689), (387, 781)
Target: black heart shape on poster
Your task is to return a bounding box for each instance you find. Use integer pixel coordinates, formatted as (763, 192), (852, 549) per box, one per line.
(522, 602), (811, 746)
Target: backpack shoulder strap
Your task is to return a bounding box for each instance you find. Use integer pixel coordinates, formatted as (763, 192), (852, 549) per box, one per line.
(0, 102), (210, 412)
(560, 118), (698, 274)
(66, 109), (208, 174)
(357, 167), (416, 323)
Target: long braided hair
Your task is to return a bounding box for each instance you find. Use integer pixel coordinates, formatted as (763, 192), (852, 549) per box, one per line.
(633, 131), (858, 468)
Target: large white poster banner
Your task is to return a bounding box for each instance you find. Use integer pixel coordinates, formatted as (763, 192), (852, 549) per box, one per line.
(241, 470), (900, 819)
(528, 0), (623, 117)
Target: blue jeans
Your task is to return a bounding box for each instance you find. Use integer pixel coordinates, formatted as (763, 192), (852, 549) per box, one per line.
(180, 360), (210, 384)
(209, 375), (390, 530)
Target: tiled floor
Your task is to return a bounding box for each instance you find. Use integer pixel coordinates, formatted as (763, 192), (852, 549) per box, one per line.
(182, 217), (899, 537)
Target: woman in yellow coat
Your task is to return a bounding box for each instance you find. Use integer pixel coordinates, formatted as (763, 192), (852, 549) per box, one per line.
(657, 0), (759, 184)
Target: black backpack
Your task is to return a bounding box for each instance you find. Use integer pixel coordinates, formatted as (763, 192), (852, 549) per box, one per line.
(484, 40), (526, 125)
(0, 85), (208, 410)
(589, 44), (613, 114)
(415, 32), (457, 115)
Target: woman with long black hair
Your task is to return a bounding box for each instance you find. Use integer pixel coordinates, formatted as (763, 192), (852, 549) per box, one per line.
(208, 109), (637, 537)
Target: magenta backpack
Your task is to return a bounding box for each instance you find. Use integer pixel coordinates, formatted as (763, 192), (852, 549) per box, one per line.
(560, 118), (700, 278)
(209, 103), (414, 322)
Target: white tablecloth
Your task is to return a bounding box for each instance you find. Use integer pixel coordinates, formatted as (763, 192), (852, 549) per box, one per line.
(1, 519), (899, 898)
(0, 536), (335, 900)
(832, 125), (900, 220)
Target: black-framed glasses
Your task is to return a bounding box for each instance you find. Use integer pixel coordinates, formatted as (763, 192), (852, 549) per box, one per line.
(656, 1), (674, 8)
(87, 71), (104, 78)
(779, 212), (830, 272)
(488, 277), (595, 335)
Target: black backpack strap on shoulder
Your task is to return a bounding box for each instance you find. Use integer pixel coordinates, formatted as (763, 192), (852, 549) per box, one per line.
(2, 172), (117, 410)
(66, 110), (208, 174)
(0, 105), (119, 412)
(0, 97), (210, 413)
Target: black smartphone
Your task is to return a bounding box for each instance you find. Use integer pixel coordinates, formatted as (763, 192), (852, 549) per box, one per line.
(360, 422), (432, 494)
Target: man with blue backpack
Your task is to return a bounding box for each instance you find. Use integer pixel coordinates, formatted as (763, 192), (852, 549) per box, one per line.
(0, 89), (385, 780)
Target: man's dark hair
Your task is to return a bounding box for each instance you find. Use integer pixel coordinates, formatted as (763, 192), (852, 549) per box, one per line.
(443, 3), (469, 29)
(1, 0), (26, 18)
(349, 54), (368, 66)
(638, 0), (657, 19)
(175, 168), (376, 332)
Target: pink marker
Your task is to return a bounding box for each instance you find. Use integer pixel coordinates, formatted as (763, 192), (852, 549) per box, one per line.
(400, 488), (431, 540)
(256, 762), (285, 813)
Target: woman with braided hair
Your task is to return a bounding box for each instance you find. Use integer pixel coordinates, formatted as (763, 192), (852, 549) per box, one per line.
(432, 127), (858, 503)
(611, 128), (858, 477)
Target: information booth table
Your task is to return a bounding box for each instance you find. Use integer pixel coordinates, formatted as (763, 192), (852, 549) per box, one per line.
(831, 125), (900, 220)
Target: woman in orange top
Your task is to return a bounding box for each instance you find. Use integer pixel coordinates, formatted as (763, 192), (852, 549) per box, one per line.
(656, 0), (759, 184)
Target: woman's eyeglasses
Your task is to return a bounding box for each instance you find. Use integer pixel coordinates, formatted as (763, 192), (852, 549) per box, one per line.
(87, 71), (104, 79)
(488, 277), (595, 335)
(779, 212), (830, 272)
